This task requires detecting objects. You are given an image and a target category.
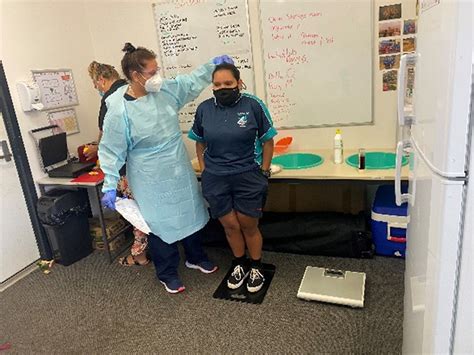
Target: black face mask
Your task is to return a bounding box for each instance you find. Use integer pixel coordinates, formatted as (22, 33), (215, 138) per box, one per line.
(213, 87), (240, 106)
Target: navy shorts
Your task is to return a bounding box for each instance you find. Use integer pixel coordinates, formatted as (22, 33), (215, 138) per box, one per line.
(201, 169), (269, 219)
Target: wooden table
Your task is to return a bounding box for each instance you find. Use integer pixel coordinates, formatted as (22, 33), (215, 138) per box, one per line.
(192, 149), (408, 214)
(192, 149), (408, 181)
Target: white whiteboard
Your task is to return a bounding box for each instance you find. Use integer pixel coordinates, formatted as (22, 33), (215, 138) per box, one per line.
(259, 0), (373, 129)
(153, 0), (254, 131)
(32, 69), (79, 110)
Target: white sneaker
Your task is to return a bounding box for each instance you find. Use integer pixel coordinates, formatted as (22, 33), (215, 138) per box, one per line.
(247, 267), (265, 293)
(227, 264), (250, 289)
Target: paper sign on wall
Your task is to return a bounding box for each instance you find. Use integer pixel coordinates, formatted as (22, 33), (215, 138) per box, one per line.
(421, 0), (440, 13)
(47, 108), (80, 135)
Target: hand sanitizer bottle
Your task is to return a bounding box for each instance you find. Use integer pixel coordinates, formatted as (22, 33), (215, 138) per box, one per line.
(334, 129), (343, 164)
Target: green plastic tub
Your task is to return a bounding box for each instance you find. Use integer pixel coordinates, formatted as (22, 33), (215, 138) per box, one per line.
(346, 152), (408, 169)
(272, 153), (324, 170)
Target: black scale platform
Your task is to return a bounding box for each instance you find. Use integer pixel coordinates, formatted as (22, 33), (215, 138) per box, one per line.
(212, 263), (276, 304)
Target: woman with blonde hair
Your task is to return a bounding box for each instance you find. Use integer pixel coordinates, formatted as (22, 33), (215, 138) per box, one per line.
(87, 61), (149, 266)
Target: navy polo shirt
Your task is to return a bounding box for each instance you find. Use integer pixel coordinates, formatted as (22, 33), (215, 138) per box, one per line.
(188, 93), (277, 176)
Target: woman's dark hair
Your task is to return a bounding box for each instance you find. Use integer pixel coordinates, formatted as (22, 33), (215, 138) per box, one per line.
(212, 63), (240, 81)
(121, 42), (156, 81)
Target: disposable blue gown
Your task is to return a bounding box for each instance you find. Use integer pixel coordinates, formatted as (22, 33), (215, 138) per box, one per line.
(99, 62), (215, 244)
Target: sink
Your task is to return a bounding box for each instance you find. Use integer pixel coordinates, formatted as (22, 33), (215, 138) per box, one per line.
(345, 152), (408, 169)
(272, 153), (324, 170)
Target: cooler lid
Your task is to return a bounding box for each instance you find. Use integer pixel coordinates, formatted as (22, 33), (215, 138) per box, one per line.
(372, 184), (408, 217)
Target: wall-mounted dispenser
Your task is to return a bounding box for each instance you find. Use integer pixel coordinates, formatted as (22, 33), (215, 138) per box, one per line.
(16, 81), (44, 111)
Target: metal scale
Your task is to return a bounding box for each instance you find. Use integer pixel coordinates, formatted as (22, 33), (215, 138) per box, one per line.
(297, 266), (366, 308)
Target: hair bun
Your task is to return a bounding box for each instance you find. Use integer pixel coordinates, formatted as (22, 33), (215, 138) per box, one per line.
(122, 42), (136, 54)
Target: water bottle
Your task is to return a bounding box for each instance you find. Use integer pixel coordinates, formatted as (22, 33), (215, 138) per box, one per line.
(334, 129), (343, 164)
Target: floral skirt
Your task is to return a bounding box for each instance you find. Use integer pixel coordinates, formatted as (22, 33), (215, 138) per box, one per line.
(117, 176), (147, 256)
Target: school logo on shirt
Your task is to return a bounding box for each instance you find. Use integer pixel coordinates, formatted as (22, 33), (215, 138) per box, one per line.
(237, 112), (249, 128)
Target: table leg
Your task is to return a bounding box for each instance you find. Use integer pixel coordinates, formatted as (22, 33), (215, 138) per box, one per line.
(93, 185), (112, 263)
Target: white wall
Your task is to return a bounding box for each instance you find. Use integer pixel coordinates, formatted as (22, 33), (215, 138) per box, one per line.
(2, 0), (100, 185)
(0, 1), (3, 60)
(2, 0), (416, 181)
(84, 1), (159, 72)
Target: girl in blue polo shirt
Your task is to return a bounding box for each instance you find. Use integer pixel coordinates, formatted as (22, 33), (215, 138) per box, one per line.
(189, 63), (277, 293)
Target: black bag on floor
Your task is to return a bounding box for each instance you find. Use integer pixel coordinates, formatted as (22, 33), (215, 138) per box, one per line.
(259, 212), (374, 258)
(201, 212), (374, 259)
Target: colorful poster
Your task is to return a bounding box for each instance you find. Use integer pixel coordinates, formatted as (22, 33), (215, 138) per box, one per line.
(379, 4), (402, 21)
(379, 39), (401, 54)
(380, 54), (401, 70)
(403, 19), (417, 34)
(383, 70), (398, 91)
(403, 37), (416, 52)
(379, 20), (401, 37)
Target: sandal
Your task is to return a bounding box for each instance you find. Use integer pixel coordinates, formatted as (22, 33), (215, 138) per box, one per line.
(118, 254), (150, 267)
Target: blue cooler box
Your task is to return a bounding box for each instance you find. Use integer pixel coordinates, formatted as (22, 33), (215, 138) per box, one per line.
(371, 184), (409, 258)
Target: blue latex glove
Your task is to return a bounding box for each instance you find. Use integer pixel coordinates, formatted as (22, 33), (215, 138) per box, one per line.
(212, 55), (234, 65)
(101, 190), (117, 210)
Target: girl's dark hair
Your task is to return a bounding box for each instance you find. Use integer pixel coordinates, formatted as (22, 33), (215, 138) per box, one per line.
(121, 42), (156, 81)
(212, 63), (240, 81)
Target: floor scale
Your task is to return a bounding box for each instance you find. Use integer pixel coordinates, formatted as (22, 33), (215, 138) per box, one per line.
(297, 266), (366, 308)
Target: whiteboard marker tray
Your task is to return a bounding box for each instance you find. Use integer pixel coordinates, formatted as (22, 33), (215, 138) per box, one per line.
(297, 267), (366, 308)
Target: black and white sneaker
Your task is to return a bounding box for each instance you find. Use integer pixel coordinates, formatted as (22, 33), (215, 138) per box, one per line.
(247, 267), (265, 293)
(227, 264), (250, 289)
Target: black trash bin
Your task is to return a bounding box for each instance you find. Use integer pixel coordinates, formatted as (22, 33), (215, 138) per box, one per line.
(37, 189), (92, 266)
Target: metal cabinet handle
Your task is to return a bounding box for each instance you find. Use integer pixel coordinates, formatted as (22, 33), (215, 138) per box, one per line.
(395, 140), (412, 206)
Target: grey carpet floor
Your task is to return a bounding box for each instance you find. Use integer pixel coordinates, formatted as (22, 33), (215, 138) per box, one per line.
(1, 247), (404, 354)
